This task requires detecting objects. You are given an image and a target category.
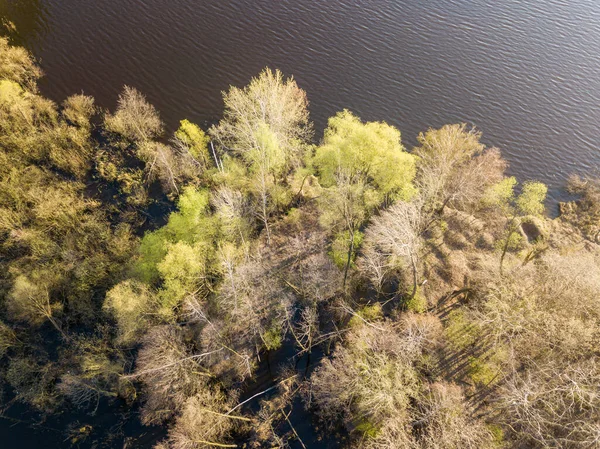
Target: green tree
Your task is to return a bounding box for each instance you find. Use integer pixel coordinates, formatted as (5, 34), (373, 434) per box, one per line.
(314, 110), (416, 286)
(483, 178), (547, 273)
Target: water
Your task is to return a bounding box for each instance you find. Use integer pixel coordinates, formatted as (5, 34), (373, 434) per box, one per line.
(4, 0), (600, 207)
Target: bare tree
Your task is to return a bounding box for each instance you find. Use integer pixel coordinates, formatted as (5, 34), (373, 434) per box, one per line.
(500, 359), (600, 448)
(414, 124), (506, 214)
(309, 317), (438, 433)
(363, 200), (423, 298)
(168, 387), (242, 449)
(133, 326), (215, 424)
(104, 86), (163, 142)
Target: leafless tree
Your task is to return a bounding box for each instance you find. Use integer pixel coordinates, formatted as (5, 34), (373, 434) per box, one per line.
(132, 326), (215, 424)
(363, 200), (423, 298)
(104, 86), (163, 142)
(500, 359), (600, 448)
(168, 387), (242, 449)
(414, 124), (506, 214)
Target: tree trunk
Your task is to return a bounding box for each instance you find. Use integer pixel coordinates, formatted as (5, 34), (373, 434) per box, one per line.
(409, 251), (418, 299)
(343, 229), (355, 288)
(47, 315), (69, 341)
(500, 217), (517, 275)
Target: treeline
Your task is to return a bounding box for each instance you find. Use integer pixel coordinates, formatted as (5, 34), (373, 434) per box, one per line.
(0, 37), (599, 449)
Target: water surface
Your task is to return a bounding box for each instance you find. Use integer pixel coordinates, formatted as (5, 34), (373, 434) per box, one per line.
(4, 0), (600, 206)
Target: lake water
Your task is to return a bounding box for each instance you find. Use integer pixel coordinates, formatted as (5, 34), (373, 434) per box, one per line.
(4, 0), (600, 208)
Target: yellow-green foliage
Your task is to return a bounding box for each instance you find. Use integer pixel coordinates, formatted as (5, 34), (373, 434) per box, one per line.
(356, 419), (380, 439)
(0, 43), (95, 178)
(330, 230), (363, 269)
(349, 303), (383, 328)
(104, 280), (155, 345)
(416, 123), (485, 165)
(310, 321), (424, 436)
(444, 310), (482, 351)
(261, 322), (283, 351)
(0, 37), (41, 89)
(314, 109), (416, 201)
(495, 229), (524, 253)
(467, 356), (497, 387)
(248, 123), (287, 177)
(136, 186), (218, 283)
(482, 176), (517, 210)
(174, 119), (210, 163)
(483, 177), (546, 217)
(6, 274), (60, 326)
(157, 241), (209, 319)
(211, 67), (311, 166)
(62, 94), (95, 128)
(516, 181), (547, 216)
(405, 287), (427, 313)
(487, 424), (505, 445)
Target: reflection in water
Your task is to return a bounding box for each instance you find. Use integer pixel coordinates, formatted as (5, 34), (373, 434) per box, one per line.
(0, 0), (50, 49)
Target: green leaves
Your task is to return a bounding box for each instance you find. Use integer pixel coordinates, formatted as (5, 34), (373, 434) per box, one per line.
(314, 110), (416, 200)
(482, 176), (517, 211)
(174, 119), (210, 162)
(483, 177), (547, 217)
(516, 181), (547, 216)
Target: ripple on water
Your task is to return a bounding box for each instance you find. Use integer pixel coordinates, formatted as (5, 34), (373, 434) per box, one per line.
(6, 0), (600, 206)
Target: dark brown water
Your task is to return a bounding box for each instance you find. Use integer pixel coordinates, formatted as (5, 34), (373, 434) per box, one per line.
(4, 0), (600, 206)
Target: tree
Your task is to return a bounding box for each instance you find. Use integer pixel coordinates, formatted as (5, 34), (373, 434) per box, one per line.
(365, 382), (494, 449)
(217, 251), (293, 359)
(246, 123), (288, 243)
(561, 174), (600, 242)
(62, 94), (95, 129)
(0, 37), (42, 90)
(58, 337), (125, 413)
(103, 280), (156, 345)
(314, 110), (416, 286)
(310, 315), (441, 437)
(104, 86), (163, 142)
(318, 170), (370, 286)
(6, 274), (67, 339)
(414, 124), (506, 214)
(210, 68), (313, 242)
(363, 200), (423, 299)
(210, 67), (311, 167)
(172, 119), (212, 170)
(133, 326), (214, 425)
(482, 178), (547, 273)
(500, 359), (600, 448)
(134, 186), (219, 284)
(168, 387), (242, 449)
